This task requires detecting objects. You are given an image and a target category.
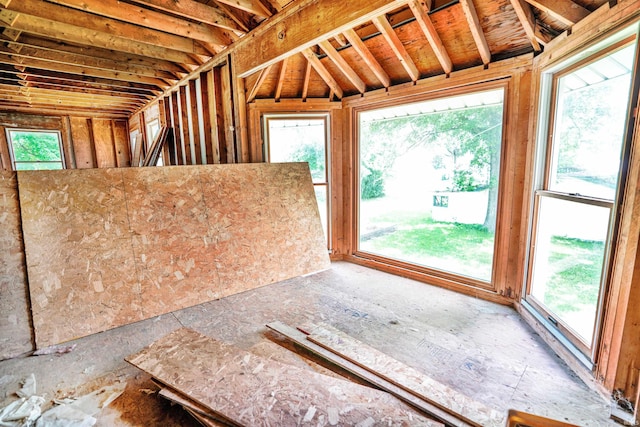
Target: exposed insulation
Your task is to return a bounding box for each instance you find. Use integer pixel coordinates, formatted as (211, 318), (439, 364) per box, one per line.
(0, 171), (32, 359)
(18, 163), (330, 348)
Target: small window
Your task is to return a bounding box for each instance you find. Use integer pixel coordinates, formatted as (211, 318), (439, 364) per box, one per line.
(7, 129), (64, 171)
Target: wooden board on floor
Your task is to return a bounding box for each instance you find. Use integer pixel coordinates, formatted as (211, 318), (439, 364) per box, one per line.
(307, 324), (506, 427)
(158, 387), (233, 426)
(126, 328), (441, 426)
(18, 163), (330, 348)
(266, 321), (470, 427)
(0, 171), (32, 360)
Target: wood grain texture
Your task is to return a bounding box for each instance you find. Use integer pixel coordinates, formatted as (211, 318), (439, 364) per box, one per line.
(18, 163), (330, 347)
(126, 328), (439, 426)
(0, 171), (32, 360)
(308, 324), (507, 427)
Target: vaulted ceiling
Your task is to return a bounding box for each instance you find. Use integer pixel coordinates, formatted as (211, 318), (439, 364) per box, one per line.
(0, 0), (609, 117)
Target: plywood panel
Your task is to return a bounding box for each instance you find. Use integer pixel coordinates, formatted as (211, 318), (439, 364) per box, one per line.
(18, 168), (141, 346)
(126, 328), (440, 426)
(92, 119), (117, 168)
(0, 171), (32, 360)
(69, 117), (95, 169)
(19, 163), (330, 347)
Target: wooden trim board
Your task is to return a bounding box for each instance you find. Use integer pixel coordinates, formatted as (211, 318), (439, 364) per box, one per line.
(266, 321), (465, 427)
(126, 327), (442, 426)
(307, 324), (506, 427)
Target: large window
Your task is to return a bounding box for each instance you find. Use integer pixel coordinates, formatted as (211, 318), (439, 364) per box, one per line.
(7, 129), (64, 170)
(525, 30), (637, 362)
(264, 115), (330, 248)
(357, 88), (505, 283)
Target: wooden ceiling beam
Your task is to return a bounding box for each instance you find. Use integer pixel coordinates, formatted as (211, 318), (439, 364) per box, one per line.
(523, 0), (589, 26)
(0, 102), (130, 118)
(44, 0), (238, 46)
(2, 0), (215, 56)
(459, 0), (491, 65)
(274, 57), (288, 101)
(0, 12), (202, 65)
(0, 49), (170, 86)
(16, 68), (162, 93)
(302, 48), (343, 99)
(216, 0), (272, 18)
(14, 34), (191, 74)
(129, 0), (248, 32)
(234, 0), (409, 77)
(246, 63), (273, 103)
(18, 79), (154, 99)
(510, 0), (541, 52)
(407, 0), (452, 75)
(343, 28), (390, 88)
(7, 45), (177, 80)
(318, 40), (366, 94)
(372, 14), (420, 82)
(0, 92), (138, 109)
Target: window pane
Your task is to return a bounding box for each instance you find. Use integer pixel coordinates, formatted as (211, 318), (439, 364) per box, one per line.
(550, 44), (635, 200)
(314, 185), (328, 243)
(268, 119), (326, 183)
(358, 89), (504, 281)
(529, 197), (609, 344)
(15, 162), (63, 171)
(10, 131), (62, 162)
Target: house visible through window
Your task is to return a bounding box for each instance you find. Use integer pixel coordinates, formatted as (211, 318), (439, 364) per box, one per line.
(7, 129), (64, 171)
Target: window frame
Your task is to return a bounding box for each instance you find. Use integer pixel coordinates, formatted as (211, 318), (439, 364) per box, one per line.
(351, 81), (509, 292)
(263, 113), (332, 250)
(522, 26), (640, 367)
(6, 128), (65, 171)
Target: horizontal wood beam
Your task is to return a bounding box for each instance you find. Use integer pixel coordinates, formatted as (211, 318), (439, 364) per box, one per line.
(0, 101), (131, 117)
(14, 34), (190, 74)
(234, 0), (408, 77)
(0, 10), (202, 65)
(44, 0), (236, 46)
(129, 0), (247, 32)
(2, 0), (213, 56)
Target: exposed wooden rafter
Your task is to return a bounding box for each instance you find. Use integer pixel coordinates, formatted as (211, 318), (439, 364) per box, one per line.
(216, 0), (272, 18)
(459, 0), (491, 65)
(343, 29), (390, 88)
(510, 0), (542, 52)
(524, 0), (589, 26)
(407, 0), (452, 75)
(275, 57), (288, 100)
(372, 14), (421, 82)
(302, 48), (344, 99)
(318, 40), (366, 94)
(247, 64), (273, 102)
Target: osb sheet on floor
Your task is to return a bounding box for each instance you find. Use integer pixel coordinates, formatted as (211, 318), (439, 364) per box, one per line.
(0, 171), (32, 360)
(18, 163), (330, 348)
(126, 328), (441, 426)
(308, 324), (507, 427)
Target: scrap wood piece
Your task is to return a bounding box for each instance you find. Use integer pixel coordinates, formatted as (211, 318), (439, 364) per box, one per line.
(157, 387), (232, 426)
(126, 327), (439, 426)
(266, 321), (454, 427)
(141, 126), (171, 166)
(307, 324), (506, 427)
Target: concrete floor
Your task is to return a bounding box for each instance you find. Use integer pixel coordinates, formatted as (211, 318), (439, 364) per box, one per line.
(0, 261), (615, 425)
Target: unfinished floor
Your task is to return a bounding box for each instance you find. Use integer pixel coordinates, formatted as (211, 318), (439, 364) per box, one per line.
(0, 261), (613, 425)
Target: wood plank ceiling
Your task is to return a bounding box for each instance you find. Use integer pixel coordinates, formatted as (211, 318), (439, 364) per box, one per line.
(0, 0), (609, 118)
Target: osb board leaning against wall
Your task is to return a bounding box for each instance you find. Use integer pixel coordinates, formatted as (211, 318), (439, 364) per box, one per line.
(18, 163), (330, 348)
(0, 171), (33, 359)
